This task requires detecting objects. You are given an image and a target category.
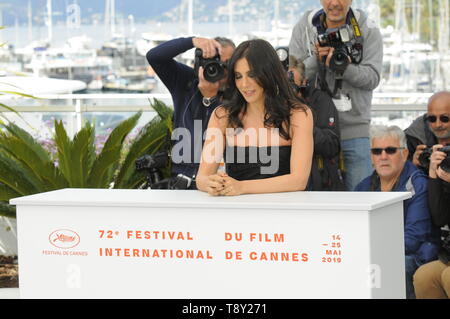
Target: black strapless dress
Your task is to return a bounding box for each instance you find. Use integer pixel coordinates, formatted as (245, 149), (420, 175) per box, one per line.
(224, 145), (291, 181)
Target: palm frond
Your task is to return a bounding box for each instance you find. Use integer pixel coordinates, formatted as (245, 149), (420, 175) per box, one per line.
(0, 183), (21, 201)
(53, 119), (73, 183)
(54, 120), (95, 187)
(1, 122), (52, 163)
(55, 120), (95, 187)
(87, 112), (141, 188)
(0, 154), (40, 195)
(114, 101), (172, 189)
(0, 202), (16, 218)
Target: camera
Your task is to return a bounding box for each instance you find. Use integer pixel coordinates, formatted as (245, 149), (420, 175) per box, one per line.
(194, 48), (227, 83)
(317, 25), (362, 74)
(287, 70), (307, 96)
(418, 145), (450, 172)
(439, 146), (450, 173)
(275, 46), (289, 71)
(135, 151), (193, 190)
(275, 46), (307, 97)
(135, 151), (169, 187)
(439, 230), (450, 264)
(135, 151), (169, 172)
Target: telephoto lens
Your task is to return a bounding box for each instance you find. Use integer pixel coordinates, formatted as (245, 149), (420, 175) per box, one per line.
(418, 148), (433, 171)
(194, 48), (226, 83)
(135, 151), (169, 171)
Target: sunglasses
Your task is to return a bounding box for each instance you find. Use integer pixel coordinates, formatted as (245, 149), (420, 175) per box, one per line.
(370, 147), (405, 155)
(426, 115), (450, 123)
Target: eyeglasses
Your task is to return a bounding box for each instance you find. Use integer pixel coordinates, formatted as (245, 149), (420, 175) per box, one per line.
(426, 115), (450, 123)
(370, 147), (405, 155)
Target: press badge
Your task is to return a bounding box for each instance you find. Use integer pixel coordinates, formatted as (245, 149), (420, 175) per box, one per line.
(332, 94), (352, 112)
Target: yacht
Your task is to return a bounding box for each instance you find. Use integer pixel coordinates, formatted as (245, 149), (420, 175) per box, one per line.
(21, 36), (113, 87)
(0, 75), (86, 95)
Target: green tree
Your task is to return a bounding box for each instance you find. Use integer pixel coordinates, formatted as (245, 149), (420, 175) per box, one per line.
(379, 0), (441, 46)
(0, 99), (173, 218)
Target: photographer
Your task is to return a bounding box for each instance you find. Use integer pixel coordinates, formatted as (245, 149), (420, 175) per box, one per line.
(146, 36), (235, 189)
(288, 55), (345, 191)
(405, 91), (450, 173)
(413, 145), (450, 299)
(289, 0), (383, 191)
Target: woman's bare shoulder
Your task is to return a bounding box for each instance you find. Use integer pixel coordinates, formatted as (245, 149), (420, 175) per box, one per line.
(290, 103), (312, 121)
(210, 105), (230, 129)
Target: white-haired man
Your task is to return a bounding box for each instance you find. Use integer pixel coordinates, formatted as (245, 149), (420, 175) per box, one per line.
(355, 125), (441, 299)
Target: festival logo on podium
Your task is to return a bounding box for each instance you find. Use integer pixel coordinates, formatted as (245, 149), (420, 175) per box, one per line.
(49, 229), (81, 249)
(43, 229), (88, 257)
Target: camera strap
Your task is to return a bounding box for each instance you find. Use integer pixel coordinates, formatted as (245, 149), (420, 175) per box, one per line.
(348, 10), (364, 65)
(312, 8), (364, 98)
(318, 63), (343, 98)
(314, 8), (363, 98)
(313, 8), (364, 54)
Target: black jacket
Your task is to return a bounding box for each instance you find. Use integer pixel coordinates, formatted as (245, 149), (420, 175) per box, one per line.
(146, 37), (221, 179)
(304, 83), (346, 191)
(428, 178), (450, 263)
(428, 178), (450, 227)
(404, 114), (438, 162)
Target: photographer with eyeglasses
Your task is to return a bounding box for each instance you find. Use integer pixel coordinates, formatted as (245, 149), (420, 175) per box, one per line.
(405, 91), (450, 173)
(355, 125), (441, 299)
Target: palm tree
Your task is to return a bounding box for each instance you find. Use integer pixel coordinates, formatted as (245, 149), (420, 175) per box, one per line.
(0, 98), (173, 218)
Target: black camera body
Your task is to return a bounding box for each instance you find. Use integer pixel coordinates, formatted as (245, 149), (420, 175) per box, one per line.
(287, 70), (307, 96)
(194, 48), (227, 83)
(317, 25), (362, 74)
(439, 230), (450, 264)
(418, 145), (450, 172)
(274, 46), (307, 97)
(135, 151), (193, 190)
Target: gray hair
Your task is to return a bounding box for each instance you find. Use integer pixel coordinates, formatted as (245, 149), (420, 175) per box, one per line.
(289, 55), (306, 80)
(370, 125), (407, 148)
(214, 37), (236, 49)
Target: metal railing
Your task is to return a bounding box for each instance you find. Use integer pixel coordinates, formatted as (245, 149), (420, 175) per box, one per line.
(1, 92), (432, 110)
(0, 92), (431, 137)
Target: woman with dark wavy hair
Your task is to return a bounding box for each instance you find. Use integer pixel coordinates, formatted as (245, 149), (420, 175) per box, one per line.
(196, 39), (313, 196)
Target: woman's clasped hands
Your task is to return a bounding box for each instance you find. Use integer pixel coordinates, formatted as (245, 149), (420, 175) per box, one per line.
(205, 172), (244, 196)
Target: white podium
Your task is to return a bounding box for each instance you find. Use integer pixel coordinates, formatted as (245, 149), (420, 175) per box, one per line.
(11, 189), (411, 299)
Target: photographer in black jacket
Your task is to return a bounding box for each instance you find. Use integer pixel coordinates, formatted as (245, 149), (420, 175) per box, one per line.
(413, 144), (450, 298)
(146, 37), (235, 189)
(405, 91), (450, 173)
(289, 55), (345, 191)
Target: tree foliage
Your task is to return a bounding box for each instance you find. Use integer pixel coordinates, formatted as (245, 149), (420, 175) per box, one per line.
(0, 99), (173, 218)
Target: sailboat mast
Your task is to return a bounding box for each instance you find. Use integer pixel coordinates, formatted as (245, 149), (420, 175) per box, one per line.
(228, 0), (233, 37)
(274, 0), (279, 47)
(28, 0), (33, 42)
(47, 0), (53, 43)
(110, 0), (116, 36)
(188, 0), (193, 35)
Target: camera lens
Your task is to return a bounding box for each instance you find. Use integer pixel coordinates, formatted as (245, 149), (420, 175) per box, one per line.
(203, 61), (225, 82)
(418, 148), (433, 170)
(333, 51), (348, 66)
(441, 159), (450, 173)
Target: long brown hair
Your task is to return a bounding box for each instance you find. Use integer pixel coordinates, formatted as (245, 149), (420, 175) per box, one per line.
(222, 39), (308, 140)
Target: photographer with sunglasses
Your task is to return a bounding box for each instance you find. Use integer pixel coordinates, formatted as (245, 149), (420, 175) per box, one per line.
(355, 125), (441, 299)
(405, 91), (450, 172)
